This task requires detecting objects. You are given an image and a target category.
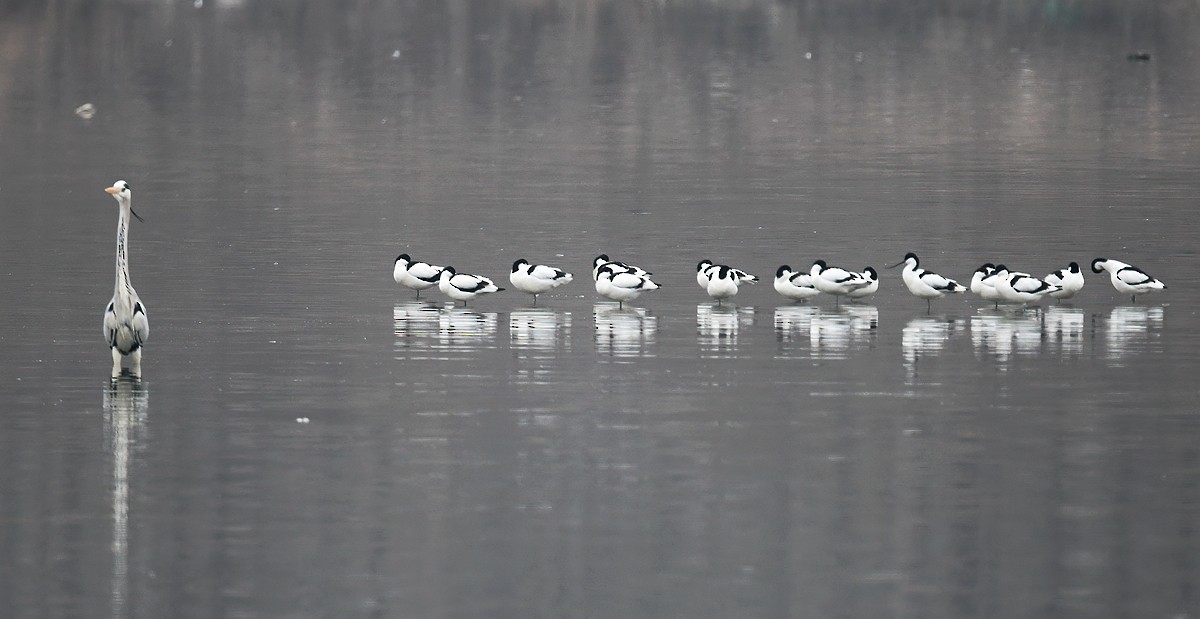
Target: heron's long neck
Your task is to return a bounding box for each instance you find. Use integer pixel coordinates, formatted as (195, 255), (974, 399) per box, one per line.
(114, 203), (133, 300)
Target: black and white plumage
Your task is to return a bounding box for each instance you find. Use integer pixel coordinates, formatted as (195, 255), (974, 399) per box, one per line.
(1044, 262), (1085, 300)
(394, 254), (444, 298)
(810, 260), (873, 307)
(704, 265), (743, 304)
(1091, 258), (1166, 302)
(102, 180), (149, 379)
(969, 263), (1004, 308)
(889, 252), (967, 312)
(592, 254), (650, 281)
(773, 265), (821, 302)
(438, 266), (504, 305)
(510, 259), (573, 304)
(696, 259), (758, 289)
(992, 265), (1060, 305)
(594, 264), (660, 308)
(845, 267), (879, 300)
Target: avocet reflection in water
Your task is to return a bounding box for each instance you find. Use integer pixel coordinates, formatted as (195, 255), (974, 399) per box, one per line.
(697, 304), (755, 358)
(594, 303), (656, 359)
(773, 305), (877, 360)
(902, 316), (965, 383)
(102, 379), (148, 619)
(1105, 306), (1164, 364)
(393, 303), (498, 360)
(970, 309), (1046, 369)
(809, 305), (878, 359)
(510, 309), (572, 385)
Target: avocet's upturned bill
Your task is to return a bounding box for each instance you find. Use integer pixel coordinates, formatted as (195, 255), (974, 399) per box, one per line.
(1091, 258), (1166, 302)
(969, 263), (1004, 308)
(592, 254), (650, 281)
(103, 180), (149, 379)
(845, 267), (879, 299)
(1045, 262), (1085, 300)
(594, 265), (660, 308)
(394, 254), (444, 298)
(889, 252), (967, 312)
(810, 260), (872, 306)
(438, 266), (504, 305)
(774, 265), (821, 302)
(992, 265), (1060, 305)
(510, 259), (572, 304)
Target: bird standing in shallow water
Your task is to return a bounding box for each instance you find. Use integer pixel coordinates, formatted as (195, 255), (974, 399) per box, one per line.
(1091, 258), (1166, 302)
(509, 258), (572, 305)
(594, 264), (660, 309)
(394, 254), (444, 298)
(889, 252), (967, 312)
(102, 180), (149, 379)
(438, 267), (504, 305)
(1045, 262), (1085, 301)
(810, 260), (872, 307)
(846, 267), (879, 300)
(773, 265), (821, 302)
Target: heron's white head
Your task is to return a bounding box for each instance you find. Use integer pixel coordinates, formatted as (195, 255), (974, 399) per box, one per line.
(105, 180), (143, 222)
(105, 180), (131, 201)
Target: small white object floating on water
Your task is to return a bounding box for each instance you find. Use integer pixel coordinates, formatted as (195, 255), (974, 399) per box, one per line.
(394, 254), (444, 298)
(438, 266), (504, 305)
(592, 254), (651, 281)
(509, 258), (572, 304)
(774, 265), (821, 302)
(889, 252), (967, 312)
(75, 103), (96, 120)
(1045, 262), (1086, 300)
(1091, 258), (1166, 302)
(992, 265), (1060, 305)
(594, 264), (660, 309)
(810, 260), (872, 306)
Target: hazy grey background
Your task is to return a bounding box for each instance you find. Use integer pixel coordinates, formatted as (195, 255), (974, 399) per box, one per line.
(1, 1), (1198, 618)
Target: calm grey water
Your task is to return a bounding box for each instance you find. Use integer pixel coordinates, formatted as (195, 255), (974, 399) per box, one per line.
(2, 1), (1199, 618)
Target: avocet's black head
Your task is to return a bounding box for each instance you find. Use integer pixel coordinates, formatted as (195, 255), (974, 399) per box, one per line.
(594, 254), (610, 266)
(396, 253), (411, 263)
(1091, 258), (1106, 273)
(976, 262), (995, 273)
(697, 259), (712, 273)
(863, 266), (878, 280)
(442, 266), (456, 276)
(512, 258), (529, 272)
(813, 259), (828, 270)
(1067, 261), (1080, 273)
(887, 253), (918, 269)
(776, 265), (792, 278)
(994, 264), (1008, 272)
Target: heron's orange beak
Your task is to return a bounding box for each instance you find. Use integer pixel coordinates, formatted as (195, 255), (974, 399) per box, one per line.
(105, 186), (119, 194)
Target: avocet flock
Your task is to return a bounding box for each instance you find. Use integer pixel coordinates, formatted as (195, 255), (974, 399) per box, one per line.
(392, 252), (1168, 308)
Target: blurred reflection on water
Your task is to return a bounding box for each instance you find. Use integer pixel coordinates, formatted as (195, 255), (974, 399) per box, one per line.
(1105, 306), (1164, 364)
(902, 316), (965, 384)
(696, 304), (755, 358)
(594, 304), (656, 359)
(810, 305), (878, 359)
(510, 309), (571, 386)
(102, 380), (147, 619)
